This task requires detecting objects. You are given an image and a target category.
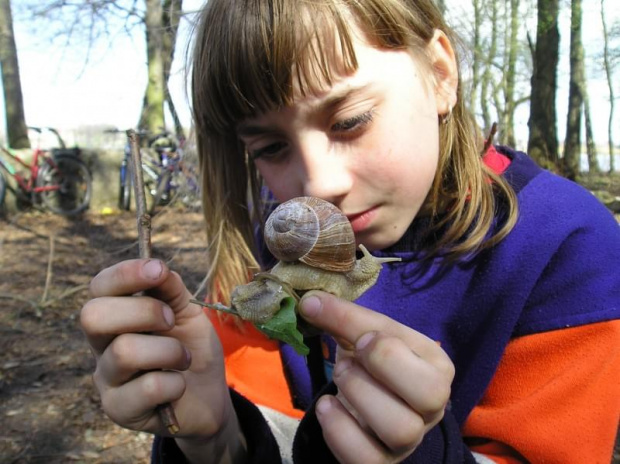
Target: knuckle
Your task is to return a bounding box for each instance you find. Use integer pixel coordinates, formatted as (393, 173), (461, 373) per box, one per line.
(366, 335), (400, 364)
(436, 354), (456, 381)
(91, 368), (105, 391)
(419, 373), (452, 417)
(140, 373), (167, 404)
(386, 416), (425, 452)
(80, 300), (103, 334)
(107, 335), (136, 370)
(99, 389), (119, 420)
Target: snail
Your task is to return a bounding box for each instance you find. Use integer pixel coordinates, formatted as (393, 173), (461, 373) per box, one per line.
(229, 196), (401, 323)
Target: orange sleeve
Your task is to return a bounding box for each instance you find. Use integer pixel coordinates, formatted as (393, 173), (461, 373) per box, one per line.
(462, 320), (620, 464)
(207, 310), (305, 419)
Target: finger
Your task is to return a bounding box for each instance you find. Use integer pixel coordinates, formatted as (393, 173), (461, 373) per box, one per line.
(315, 395), (392, 464)
(299, 291), (443, 362)
(146, 270), (194, 314)
(81, 295), (176, 356)
(354, 332), (452, 423)
(332, 356), (425, 453)
(94, 333), (191, 388)
(101, 370), (186, 433)
(90, 259), (169, 298)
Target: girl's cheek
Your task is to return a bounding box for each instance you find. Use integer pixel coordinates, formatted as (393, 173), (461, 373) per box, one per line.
(256, 166), (295, 202)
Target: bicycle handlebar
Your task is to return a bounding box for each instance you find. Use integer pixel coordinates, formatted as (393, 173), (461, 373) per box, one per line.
(28, 126), (67, 149)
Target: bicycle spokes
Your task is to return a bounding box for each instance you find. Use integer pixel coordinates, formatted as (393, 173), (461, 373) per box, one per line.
(37, 157), (92, 216)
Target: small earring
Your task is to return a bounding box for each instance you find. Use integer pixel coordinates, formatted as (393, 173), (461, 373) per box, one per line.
(441, 106), (453, 125)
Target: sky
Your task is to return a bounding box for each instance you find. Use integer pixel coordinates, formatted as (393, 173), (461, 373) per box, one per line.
(2, 0), (618, 154)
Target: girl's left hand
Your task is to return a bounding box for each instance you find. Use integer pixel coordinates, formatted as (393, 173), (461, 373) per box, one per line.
(299, 291), (455, 464)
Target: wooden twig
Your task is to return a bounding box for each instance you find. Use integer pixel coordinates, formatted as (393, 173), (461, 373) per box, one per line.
(38, 284), (90, 309)
(189, 299), (239, 316)
(127, 129), (180, 435)
(482, 122), (498, 154)
(128, 131), (152, 259)
(41, 235), (55, 304)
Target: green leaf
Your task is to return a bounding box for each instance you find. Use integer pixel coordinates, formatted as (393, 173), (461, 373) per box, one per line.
(254, 296), (309, 356)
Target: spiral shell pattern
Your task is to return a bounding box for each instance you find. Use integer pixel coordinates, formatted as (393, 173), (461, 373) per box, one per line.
(264, 197), (356, 272)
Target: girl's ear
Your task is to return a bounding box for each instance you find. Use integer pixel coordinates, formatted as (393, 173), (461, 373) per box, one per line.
(427, 29), (458, 116)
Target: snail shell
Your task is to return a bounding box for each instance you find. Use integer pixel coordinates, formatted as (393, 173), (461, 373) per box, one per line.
(264, 197), (356, 272)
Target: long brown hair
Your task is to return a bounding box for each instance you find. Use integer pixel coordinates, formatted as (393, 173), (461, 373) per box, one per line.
(190, 0), (517, 303)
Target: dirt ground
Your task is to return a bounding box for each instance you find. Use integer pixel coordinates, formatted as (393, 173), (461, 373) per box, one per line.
(0, 207), (209, 463)
(0, 175), (619, 463)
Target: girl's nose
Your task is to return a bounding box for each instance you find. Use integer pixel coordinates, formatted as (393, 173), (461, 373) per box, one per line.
(297, 135), (353, 203)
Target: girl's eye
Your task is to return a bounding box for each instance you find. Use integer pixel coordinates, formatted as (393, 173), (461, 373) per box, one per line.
(331, 110), (374, 133)
(249, 141), (288, 161)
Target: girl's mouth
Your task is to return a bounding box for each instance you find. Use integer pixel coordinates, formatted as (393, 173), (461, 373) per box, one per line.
(347, 207), (378, 234)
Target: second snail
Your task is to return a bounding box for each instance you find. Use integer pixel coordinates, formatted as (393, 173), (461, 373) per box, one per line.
(193, 196), (401, 354)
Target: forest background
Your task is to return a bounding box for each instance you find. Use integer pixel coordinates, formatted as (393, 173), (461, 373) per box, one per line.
(0, 0), (619, 463)
(1, 0), (619, 180)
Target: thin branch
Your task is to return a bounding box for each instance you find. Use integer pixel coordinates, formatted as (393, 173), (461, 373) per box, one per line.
(483, 122), (499, 154)
(40, 235), (56, 304)
(38, 284), (90, 309)
(127, 130), (152, 259)
(127, 129), (180, 435)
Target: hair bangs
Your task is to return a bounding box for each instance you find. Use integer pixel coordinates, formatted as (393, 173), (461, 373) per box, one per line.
(192, 0), (359, 135)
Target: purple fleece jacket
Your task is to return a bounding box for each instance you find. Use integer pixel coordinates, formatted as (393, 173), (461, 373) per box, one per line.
(152, 147), (620, 463)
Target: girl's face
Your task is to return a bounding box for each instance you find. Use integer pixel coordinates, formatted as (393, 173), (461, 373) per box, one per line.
(238, 29), (457, 251)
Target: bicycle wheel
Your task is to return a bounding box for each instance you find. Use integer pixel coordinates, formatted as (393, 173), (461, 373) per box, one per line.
(148, 170), (172, 215)
(118, 161), (132, 210)
(37, 156), (92, 215)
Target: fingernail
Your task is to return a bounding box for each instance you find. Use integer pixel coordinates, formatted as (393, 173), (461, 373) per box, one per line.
(184, 347), (192, 368)
(162, 304), (175, 327)
(315, 396), (333, 416)
(143, 259), (163, 280)
(333, 357), (353, 377)
(356, 331), (376, 351)
(300, 295), (321, 318)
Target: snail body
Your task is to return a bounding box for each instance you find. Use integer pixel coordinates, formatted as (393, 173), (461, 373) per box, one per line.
(269, 244), (393, 300)
(230, 197), (401, 324)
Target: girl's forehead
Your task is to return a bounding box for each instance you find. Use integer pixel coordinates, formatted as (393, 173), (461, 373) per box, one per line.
(196, 0), (434, 133)
(290, 23), (364, 99)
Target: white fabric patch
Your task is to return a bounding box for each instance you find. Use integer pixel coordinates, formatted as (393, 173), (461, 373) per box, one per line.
(257, 405), (301, 464)
(472, 451), (498, 463)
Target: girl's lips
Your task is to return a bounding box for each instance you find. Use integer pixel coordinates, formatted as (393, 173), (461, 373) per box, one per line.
(347, 207), (378, 234)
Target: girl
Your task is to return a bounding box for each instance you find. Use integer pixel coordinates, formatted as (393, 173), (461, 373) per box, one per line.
(81, 0), (620, 463)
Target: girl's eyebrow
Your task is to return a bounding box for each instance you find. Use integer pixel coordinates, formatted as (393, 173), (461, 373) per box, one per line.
(237, 122), (279, 137)
(311, 83), (371, 114)
(237, 84), (372, 137)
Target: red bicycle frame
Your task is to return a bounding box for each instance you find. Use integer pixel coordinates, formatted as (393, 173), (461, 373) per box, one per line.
(0, 146), (61, 195)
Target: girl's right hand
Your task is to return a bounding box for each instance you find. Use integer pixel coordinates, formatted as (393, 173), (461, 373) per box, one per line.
(80, 259), (234, 442)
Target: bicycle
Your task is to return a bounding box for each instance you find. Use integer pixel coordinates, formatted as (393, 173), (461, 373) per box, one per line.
(0, 127), (92, 216)
(106, 129), (200, 214)
(104, 128), (150, 211)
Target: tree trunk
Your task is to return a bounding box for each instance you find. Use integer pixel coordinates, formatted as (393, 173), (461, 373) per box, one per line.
(162, 0), (184, 140)
(0, 0), (29, 149)
(139, 0), (166, 134)
(436, 0), (446, 15)
(527, 0), (559, 170)
(600, 0), (615, 173)
(469, 0), (482, 115)
(563, 0), (585, 180)
(583, 84), (599, 173)
(480, 0), (498, 134)
(503, 0), (519, 148)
